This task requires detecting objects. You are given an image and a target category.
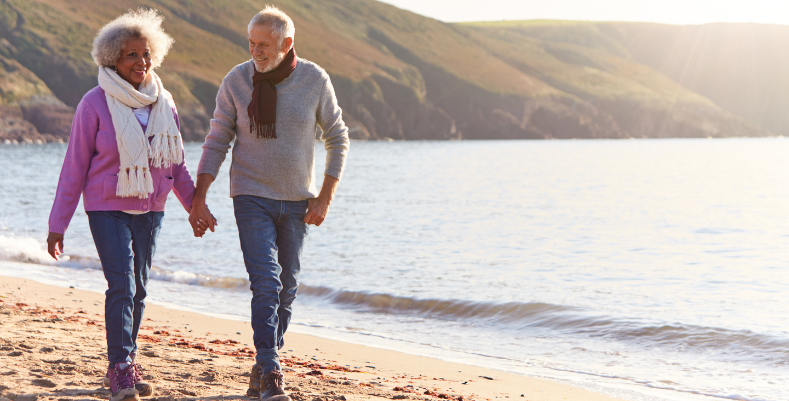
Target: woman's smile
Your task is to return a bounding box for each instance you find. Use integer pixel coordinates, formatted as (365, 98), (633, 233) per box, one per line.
(115, 37), (151, 87)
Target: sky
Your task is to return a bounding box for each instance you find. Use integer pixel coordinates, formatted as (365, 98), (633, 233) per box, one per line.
(378, 0), (789, 26)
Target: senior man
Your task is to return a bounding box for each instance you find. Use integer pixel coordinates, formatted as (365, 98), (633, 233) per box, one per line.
(189, 6), (349, 401)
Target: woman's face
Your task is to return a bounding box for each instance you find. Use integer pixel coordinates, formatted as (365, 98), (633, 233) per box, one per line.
(115, 37), (151, 88)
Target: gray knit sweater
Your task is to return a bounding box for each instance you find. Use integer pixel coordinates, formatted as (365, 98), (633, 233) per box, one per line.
(197, 58), (350, 201)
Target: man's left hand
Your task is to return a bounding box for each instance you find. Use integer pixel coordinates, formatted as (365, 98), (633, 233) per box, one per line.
(304, 175), (340, 226)
(304, 197), (330, 226)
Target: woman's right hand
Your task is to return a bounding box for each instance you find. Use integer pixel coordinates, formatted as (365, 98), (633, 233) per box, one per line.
(47, 232), (64, 260)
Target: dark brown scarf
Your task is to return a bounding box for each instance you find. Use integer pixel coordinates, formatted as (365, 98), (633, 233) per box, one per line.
(248, 47), (298, 139)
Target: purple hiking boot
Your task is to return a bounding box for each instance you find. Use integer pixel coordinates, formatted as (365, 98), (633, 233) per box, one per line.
(103, 353), (153, 396)
(129, 352), (153, 396)
(106, 362), (140, 401)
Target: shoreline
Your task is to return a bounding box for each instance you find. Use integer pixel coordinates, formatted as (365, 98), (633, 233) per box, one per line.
(3, 136), (789, 145)
(0, 274), (628, 401)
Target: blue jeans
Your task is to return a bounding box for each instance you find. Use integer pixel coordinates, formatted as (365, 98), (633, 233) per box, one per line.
(233, 195), (309, 373)
(87, 210), (164, 367)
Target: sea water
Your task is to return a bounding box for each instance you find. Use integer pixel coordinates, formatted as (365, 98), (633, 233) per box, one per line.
(1, 139), (787, 401)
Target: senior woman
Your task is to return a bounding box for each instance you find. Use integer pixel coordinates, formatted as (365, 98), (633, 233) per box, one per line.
(46, 9), (208, 401)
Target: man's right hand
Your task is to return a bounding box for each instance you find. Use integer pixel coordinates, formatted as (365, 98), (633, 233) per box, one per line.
(189, 173), (218, 238)
(47, 232), (64, 260)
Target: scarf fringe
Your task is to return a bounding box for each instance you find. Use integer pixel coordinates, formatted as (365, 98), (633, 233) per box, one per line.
(117, 167), (130, 197)
(147, 95), (183, 169)
(116, 166), (154, 199)
(252, 120), (277, 139)
(170, 134), (181, 163)
(149, 132), (183, 169)
(128, 167), (139, 196)
(149, 134), (164, 168)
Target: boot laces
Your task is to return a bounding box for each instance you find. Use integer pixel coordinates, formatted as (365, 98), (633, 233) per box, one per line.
(133, 363), (144, 382)
(114, 364), (135, 389)
(264, 370), (284, 391)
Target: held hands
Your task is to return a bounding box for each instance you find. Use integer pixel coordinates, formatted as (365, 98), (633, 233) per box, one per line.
(47, 232), (64, 261)
(188, 203), (217, 238)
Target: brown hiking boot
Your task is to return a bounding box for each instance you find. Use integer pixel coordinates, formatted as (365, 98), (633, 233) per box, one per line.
(259, 369), (289, 401)
(246, 364), (263, 398)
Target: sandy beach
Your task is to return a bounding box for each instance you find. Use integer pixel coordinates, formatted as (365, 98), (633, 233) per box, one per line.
(0, 275), (627, 401)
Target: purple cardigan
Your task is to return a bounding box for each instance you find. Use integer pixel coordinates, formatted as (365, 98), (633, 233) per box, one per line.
(48, 86), (196, 234)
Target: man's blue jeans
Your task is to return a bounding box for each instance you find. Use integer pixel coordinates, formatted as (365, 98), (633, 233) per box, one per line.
(87, 210), (164, 367)
(233, 195), (309, 373)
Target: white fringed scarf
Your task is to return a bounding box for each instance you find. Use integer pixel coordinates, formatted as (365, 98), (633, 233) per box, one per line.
(98, 67), (183, 199)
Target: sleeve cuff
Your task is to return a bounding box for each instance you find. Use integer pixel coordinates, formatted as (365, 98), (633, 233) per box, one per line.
(324, 166), (343, 181)
(48, 225), (67, 235)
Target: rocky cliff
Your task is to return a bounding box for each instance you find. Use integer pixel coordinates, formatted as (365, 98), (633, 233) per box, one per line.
(0, 0), (779, 143)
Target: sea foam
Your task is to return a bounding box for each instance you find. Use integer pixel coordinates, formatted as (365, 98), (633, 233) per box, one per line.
(0, 235), (53, 264)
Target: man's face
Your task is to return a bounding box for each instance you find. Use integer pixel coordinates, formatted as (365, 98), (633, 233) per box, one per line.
(249, 24), (286, 72)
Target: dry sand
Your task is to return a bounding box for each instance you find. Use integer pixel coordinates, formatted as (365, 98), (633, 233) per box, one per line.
(0, 276), (626, 401)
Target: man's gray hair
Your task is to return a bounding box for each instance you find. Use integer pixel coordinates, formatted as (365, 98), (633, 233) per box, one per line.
(248, 5), (295, 46)
(91, 8), (174, 69)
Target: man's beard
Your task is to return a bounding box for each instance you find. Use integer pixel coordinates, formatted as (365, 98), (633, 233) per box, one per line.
(256, 50), (286, 73)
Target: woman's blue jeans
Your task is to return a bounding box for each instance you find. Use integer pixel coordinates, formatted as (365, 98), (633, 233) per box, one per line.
(233, 195), (309, 373)
(87, 210), (163, 367)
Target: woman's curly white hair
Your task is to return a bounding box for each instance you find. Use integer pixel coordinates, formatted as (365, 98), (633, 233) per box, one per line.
(91, 8), (174, 69)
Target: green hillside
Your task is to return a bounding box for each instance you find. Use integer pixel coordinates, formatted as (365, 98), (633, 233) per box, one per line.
(460, 20), (767, 138)
(0, 0), (778, 142)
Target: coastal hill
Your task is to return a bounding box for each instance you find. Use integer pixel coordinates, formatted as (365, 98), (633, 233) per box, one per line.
(0, 0), (783, 141)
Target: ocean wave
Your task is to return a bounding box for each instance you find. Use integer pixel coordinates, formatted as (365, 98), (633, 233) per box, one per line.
(0, 235), (249, 290)
(3, 234), (787, 363)
(296, 285), (789, 360)
(0, 234), (53, 264)
(298, 284), (578, 321)
(148, 267), (248, 289)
